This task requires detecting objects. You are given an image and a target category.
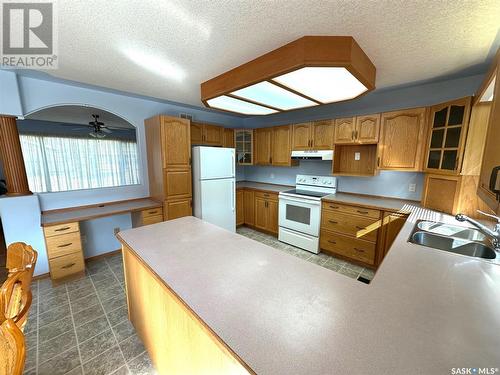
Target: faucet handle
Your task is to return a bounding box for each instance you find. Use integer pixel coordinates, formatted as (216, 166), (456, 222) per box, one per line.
(477, 210), (500, 223)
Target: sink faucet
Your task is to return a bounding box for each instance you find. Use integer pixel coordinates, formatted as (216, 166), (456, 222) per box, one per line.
(455, 210), (500, 250)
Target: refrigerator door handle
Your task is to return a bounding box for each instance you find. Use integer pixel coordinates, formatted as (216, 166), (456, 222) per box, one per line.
(232, 151), (235, 177)
(231, 180), (235, 211)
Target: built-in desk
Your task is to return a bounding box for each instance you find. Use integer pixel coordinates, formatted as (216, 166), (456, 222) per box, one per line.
(41, 198), (163, 280)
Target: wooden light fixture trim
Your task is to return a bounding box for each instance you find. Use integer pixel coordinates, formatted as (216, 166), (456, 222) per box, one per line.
(201, 36), (376, 113)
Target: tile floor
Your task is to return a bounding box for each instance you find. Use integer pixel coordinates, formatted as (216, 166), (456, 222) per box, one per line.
(24, 253), (156, 375)
(237, 226), (376, 281)
(22, 226), (375, 375)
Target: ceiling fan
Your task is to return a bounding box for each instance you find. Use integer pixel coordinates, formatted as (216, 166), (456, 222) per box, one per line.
(88, 114), (112, 138)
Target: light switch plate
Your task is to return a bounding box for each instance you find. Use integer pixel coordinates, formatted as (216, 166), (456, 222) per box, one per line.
(408, 183), (416, 192)
(354, 152), (361, 161)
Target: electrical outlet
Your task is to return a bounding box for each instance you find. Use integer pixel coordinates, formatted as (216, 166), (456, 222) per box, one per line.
(408, 183), (416, 192)
(354, 152), (361, 161)
(113, 227), (120, 235)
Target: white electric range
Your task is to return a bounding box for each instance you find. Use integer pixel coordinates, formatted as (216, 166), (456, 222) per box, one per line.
(278, 174), (337, 253)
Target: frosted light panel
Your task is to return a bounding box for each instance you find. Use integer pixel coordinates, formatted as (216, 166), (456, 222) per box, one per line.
(273, 67), (367, 103)
(231, 81), (318, 110)
(207, 96), (278, 115)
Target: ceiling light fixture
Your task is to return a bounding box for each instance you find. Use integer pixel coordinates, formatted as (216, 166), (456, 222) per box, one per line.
(201, 36), (376, 115)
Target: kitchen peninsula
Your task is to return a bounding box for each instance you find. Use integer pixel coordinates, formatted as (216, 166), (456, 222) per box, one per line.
(117, 214), (500, 375)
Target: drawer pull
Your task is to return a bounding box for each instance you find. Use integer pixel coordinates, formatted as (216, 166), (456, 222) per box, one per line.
(329, 205), (339, 209)
(57, 243), (73, 248)
(148, 210), (158, 215)
(61, 262), (76, 269)
(263, 193), (269, 197)
(354, 248), (365, 253)
(355, 226), (365, 230)
(357, 210), (369, 215)
(328, 240), (337, 244)
(55, 226), (71, 232)
(328, 220), (338, 224)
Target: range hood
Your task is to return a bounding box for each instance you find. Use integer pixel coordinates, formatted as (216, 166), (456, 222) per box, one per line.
(291, 150), (333, 160)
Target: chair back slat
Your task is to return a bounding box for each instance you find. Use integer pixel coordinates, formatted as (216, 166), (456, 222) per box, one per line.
(0, 271), (33, 331)
(0, 318), (26, 375)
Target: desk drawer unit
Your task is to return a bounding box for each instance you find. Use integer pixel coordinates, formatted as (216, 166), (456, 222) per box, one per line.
(44, 221), (85, 279)
(45, 231), (82, 259)
(49, 252), (85, 280)
(132, 207), (164, 227)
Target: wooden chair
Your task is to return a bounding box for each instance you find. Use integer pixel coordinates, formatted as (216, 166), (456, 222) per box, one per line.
(0, 318), (25, 375)
(6, 243), (38, 285)
(0, 271), (32, 331)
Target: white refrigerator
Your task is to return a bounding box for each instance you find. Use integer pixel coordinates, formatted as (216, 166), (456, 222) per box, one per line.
(192, 146), (236, 232)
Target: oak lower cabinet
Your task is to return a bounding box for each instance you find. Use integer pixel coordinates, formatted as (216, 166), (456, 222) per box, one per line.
(378, 108), (428, 171)
(236, 188), (277, 235)
(319, 201), (408, 268)
(43, 222), (85, 280)
(236, 190), (244, 225)
(164, 198), (192, 220)
(131, 207), (164, 227)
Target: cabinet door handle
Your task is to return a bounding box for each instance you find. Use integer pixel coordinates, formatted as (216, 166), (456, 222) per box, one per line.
(355, 130), (358, 140)
(61, 262), (76, 269)
(351, 130), (354, 140)
(328, 220), (338, 224)
(328, 240), (337, 244)
(57, 243), (73, 248)
(357, 210), (369, 215)
(55, 226), (71, 232)
(377, 157), (380, 167)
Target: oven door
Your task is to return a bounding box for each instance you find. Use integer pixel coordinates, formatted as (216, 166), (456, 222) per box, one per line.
(279, 195), (321, 236)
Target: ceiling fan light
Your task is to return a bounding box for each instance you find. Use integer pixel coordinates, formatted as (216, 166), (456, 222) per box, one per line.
(206, 95), (278, 115)
(272, 67), (368, 103)
(231, 81), (318, 110)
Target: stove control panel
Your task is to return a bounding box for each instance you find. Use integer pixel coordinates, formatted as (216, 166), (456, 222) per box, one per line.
(296, 174), (337, 188)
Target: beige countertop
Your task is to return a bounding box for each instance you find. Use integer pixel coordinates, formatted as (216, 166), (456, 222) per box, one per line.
(322, 192), (420, 212)
(117, 210), (500, 375)
(42, 198), (162, 226)
(236, 181), (293, 193)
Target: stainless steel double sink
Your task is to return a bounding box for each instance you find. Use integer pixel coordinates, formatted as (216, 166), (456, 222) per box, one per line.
(408, 220), (498, 263)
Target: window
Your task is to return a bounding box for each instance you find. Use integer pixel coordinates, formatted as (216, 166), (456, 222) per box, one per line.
(20, 134), (140, 193)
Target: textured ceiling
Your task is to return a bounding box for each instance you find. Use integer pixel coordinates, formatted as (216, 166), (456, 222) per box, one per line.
(40, 0), (500, 108)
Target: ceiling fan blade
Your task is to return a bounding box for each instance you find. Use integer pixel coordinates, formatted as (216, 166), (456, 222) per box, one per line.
(101, 128), (112, 133)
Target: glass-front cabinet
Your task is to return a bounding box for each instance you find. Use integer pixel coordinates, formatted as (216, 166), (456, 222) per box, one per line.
(235, 129), (253, 165)
(425, 97), (471, 174)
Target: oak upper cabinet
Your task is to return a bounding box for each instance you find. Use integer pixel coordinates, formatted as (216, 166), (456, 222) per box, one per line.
(292, 122), (312, 150)
(272, 125), (294, 166)
(312, 120), (334, 149)
(254, 128), (272, 165)
(334, 115), (379, 144)
(160, 118), (191, 169)
(378, 108), (427, 171)
(355, 114), (380, 144)
(292, 121), (334, 150)
(334, 117), (356, 144)
(191, 122), (223, 146)
(223, 128), (235, 148)
(424, 97), (471, 175)
(236, 189), (244, 225)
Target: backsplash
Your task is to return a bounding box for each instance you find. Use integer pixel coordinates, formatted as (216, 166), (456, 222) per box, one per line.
(238, 160), (424, 201)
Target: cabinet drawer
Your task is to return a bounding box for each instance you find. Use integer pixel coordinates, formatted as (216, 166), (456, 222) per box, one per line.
(142, 214), (163, 226)
(321, 210), (379, 242)
(49, 252), (85, 279)
(46, 231), (82, 259)
(254, 191), (278, 201)
(142, 207), (163, 219)
(43, 222), (79, 237)
(322, 202), (380, 219)
(320, 230), (376, 265)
